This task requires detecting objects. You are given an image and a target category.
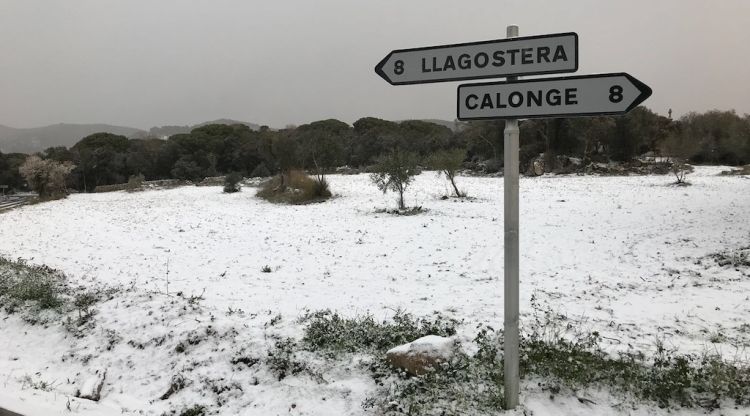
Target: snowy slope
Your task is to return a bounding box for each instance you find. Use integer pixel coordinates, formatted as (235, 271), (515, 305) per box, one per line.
(0, 167), (749, 414)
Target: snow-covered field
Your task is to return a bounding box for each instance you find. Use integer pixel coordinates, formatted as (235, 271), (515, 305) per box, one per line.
(1, 167), (749, 415)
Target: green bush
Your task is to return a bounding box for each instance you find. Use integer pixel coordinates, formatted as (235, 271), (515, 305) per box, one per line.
(0, 257), (64, 309)
(301, 309), (459, 354)
(370, 149), (421, 210)
(223, 172), (242, 193)
(266, 338), (307, 381)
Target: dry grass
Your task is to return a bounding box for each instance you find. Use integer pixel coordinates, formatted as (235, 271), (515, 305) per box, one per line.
(256, 170), (332, 204)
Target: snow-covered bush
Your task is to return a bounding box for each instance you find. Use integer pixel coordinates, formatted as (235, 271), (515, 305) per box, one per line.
(0, 257), (64, 310)
(223, 172), (242, 193)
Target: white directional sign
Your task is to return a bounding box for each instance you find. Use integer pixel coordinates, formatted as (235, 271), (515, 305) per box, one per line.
(457, 73), (652, 120)
(375, 33), (578, 85)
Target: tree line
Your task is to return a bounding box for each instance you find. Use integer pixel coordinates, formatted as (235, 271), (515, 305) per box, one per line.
(0, 107), (748, 194)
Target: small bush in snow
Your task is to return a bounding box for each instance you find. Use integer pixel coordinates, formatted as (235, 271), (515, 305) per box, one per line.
(256, 170), (331, 204)
(301, 309), (459, 354)
(178, 405), (206, 416)
(0, 257), (64, 309)
(370, 149), (420, 210)
(266, 338), (307, 381)
(223, 172), (242, 193)
(670, 159), (693, 185)
(125, 174), (145, 192)
(428, 148), (467, 198)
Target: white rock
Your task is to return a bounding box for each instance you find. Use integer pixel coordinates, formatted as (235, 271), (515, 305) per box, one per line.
(386, 335), (457, 376)
(77, 369), (106, 402)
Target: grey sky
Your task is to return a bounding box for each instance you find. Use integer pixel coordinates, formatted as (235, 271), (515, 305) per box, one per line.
(1, 0), (748, 129)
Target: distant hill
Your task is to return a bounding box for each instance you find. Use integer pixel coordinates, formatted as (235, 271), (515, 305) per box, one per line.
(149, 119), (261, 138)
(0, 123), (146, 154)
(0, 119), (264, 154)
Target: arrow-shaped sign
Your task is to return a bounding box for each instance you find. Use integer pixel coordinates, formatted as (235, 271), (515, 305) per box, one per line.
(457, 73), (652, 120)
(375, 33), (578, 85)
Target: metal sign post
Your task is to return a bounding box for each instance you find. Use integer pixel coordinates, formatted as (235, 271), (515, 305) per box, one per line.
(503, 24), (520, 410)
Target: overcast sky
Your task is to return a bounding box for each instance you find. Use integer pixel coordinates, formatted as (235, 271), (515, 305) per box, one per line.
(1, 0), (748, 129)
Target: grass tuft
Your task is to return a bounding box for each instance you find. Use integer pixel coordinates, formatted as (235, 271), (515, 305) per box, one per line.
(256, 170), (332, 204)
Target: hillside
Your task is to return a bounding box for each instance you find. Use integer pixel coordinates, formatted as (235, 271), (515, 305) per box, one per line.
(0, 119), (264, 154)
(0, 123), (146, 154)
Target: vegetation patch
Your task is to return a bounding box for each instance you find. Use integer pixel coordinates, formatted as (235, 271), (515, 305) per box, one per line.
(708, 246), (750, 269)
(720, 165), (750, 176)
(297, 307), (750, 414)
(370, 149), (421, 210)
(374, 206), (426, 216)
(256, 170), (331, 204)
(223, 172), (242, 193)
(428, 148), (467, 198)
(178, 405), (207, 416)
(301, 309), (459, 354)
(0, 257), (116, 333)
(0, 257), (65, 310)
(265, 338), (309, 381)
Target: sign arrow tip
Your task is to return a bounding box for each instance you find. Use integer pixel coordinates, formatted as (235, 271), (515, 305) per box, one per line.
(374, 53), (393, 84)
(625, 73), (653, 111)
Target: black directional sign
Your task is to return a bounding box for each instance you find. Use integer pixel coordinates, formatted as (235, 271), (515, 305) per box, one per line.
(457, 73), (652, 120)
(375, 33), (578, 85)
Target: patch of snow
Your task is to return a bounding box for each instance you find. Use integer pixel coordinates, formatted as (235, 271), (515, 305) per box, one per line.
(0, 167), (749, 414)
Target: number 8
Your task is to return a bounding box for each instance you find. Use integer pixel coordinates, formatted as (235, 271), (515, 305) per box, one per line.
(394, 60), (404, 75)
(609, 85), (623, 103)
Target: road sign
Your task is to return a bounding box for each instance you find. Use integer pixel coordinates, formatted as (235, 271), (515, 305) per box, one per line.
(375, 32), (578, 85)
(457, 72), (652, 120)
(375, 26), (653, 411)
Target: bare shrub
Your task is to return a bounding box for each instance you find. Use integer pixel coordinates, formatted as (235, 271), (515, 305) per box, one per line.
(670, 159), (693, 185)
(428, 148), (466, 197)
(18, 155), (75, 198)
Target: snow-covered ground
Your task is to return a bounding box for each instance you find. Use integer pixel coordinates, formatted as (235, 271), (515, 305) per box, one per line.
(1, 167), (749, 415)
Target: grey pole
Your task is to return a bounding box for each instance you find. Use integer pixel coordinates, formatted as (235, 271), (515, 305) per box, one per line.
(503, 24), (521, 410)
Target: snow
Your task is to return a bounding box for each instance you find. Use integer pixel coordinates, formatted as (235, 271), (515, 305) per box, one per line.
(77, 370), (106, 401)
(388, 335), (456, 358)
(1, 166), (749, 415)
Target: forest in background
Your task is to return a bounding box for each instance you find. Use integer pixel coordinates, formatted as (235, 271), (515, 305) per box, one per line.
(0, 107), (748, 193)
